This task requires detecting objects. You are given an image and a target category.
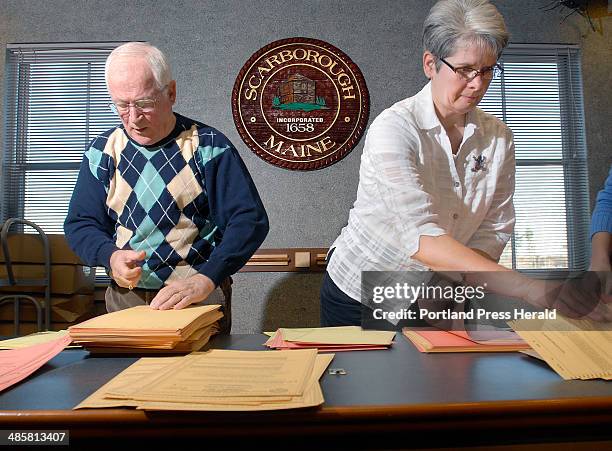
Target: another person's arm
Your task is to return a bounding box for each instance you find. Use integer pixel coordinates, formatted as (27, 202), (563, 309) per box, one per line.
(591, 232), (612, 272)
(590, 165), (612, 271)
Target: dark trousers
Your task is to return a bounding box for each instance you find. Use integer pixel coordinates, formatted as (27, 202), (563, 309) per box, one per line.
(320, 271), (363, 327)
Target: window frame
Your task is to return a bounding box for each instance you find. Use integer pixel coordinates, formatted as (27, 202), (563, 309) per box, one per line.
(480, 43), (590, 276)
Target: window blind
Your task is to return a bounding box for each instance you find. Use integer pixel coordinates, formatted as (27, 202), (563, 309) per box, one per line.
(2, 43), (124, 283)
(480, 44), (590, 273)
(2, 44), (121, 232)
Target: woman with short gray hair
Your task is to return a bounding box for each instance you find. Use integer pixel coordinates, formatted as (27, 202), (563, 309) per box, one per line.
(423, 0), (508, 66)
(321, 0), (610, 326)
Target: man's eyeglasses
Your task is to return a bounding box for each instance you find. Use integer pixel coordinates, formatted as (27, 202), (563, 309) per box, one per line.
(109, 85), (168, 115)
(109, 99), (158, 115)
(438, 57), (503, 82)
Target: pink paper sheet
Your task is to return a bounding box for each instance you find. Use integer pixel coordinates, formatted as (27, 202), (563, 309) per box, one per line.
(265, 330), (389, 352)
(0, 334), (72, 392)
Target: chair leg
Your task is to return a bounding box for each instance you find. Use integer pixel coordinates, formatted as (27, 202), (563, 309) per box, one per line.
(0, 295), (43, 336)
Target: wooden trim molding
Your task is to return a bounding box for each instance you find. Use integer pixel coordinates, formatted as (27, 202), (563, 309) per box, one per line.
(240, 248), (329, 273)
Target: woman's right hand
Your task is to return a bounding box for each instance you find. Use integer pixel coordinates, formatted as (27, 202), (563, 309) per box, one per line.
(522, 275), (612, 322)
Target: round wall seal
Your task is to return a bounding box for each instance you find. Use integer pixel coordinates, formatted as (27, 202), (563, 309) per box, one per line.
(232, 37), (369, 171)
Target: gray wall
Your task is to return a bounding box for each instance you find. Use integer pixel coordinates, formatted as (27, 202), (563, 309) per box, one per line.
(1, 1), (610, 332)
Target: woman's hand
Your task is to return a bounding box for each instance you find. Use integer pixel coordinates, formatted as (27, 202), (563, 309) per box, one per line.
(522, 275), (612, 322)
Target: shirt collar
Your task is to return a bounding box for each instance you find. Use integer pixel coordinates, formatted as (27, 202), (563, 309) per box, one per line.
(464, 108), (480, 140)
(413, 81), (441, 131)
(414, 81), (484, 138)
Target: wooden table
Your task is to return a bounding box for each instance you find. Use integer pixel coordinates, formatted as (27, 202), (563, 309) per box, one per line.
(1, 334), (611, 449)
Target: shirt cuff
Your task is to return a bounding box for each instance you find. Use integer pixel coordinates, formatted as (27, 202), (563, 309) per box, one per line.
(97, 242), (119, 269)
(405, 224), (446, 258)
(590, 212), (612, 239)
(195, 259), (228, 288)
(467, 232), (511, 262)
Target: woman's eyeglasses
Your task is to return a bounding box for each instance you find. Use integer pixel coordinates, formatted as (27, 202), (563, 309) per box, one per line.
(438, 57), (503, 82)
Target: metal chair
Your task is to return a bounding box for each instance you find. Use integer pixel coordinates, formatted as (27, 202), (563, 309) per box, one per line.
(0, 218), (51, 335)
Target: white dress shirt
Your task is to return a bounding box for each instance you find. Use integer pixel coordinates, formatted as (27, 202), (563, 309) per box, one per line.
(328, 82), (515, 302)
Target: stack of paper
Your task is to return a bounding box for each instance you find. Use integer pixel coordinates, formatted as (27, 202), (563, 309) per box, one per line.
(265, 326), (395, 352)
(0, 331), (72, 392)
(509, 315), (612, 380)
(76, 348), (333, 411)
(68, 305), (223, 353)
(402, 328), (530, 353)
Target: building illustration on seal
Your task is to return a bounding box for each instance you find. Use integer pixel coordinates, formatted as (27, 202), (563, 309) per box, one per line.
(273, 73), (327, 111)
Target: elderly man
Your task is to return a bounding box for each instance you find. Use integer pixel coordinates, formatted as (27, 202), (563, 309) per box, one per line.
(65, 42), (269, 327)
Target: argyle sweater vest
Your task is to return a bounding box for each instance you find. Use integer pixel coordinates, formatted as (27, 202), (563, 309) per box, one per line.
(65, 113), (269, 289)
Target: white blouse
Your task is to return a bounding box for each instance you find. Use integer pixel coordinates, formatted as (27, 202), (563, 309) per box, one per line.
(328, 82), (515, 302)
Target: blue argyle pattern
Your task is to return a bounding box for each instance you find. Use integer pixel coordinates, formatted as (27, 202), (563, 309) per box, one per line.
(84, 115), (229, 289)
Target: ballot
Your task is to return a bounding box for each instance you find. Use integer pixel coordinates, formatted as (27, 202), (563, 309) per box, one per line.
(135, 354), (334, 412)
(68, 305), (223, 352)
(130, 348), (318, 401)
(265, 326), (395, 351)
(74, 357), (182, 408)
(402, 328), (530, 353)
(0, 330), (71, 349)
(509, 315), (612, 380)
(76, 349), (333, 411)
(0, 332), (72, 392)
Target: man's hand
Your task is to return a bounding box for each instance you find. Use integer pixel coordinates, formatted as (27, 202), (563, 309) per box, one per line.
(149, 274), (215, 310)
(110, 249), (146, 289)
